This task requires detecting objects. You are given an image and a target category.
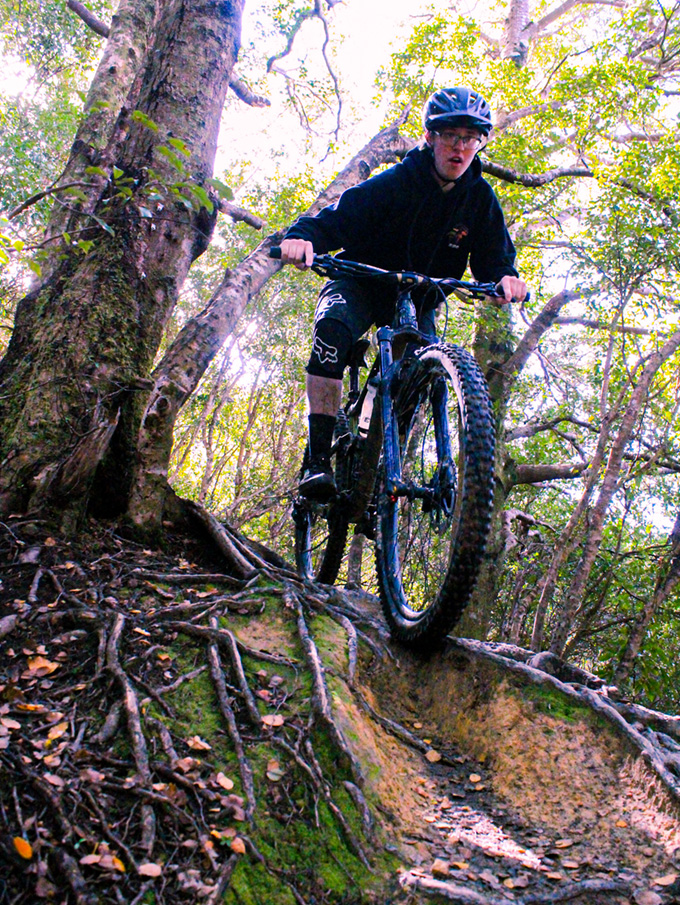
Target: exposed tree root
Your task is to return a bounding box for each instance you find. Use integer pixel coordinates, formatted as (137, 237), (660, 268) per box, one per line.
(448, 637), (680, 803)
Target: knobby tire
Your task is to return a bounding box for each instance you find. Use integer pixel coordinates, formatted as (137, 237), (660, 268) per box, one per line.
(375, 343), (495, 648)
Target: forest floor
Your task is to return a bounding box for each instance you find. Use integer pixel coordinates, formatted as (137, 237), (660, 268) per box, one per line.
(1, 514), (680, 905)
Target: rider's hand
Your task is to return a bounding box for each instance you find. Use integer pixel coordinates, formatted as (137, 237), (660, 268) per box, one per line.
(279, 238), (314, 270)
(495, 275), (528, 305)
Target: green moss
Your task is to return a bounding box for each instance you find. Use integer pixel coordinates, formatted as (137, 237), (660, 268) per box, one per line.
(520, 682), (589, 724)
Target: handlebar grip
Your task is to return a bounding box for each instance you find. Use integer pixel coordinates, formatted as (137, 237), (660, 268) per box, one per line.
(269, 246), (282, 259)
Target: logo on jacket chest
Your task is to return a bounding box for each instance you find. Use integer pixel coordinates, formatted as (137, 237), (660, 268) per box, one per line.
(447, 224), (469, 250)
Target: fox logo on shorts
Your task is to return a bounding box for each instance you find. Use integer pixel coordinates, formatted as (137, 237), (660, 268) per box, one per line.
(315, 292), (346, 323)
(312, 336), (339, 365)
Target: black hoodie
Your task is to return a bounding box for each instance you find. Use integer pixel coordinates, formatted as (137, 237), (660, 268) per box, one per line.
(284, 145), (518, 284)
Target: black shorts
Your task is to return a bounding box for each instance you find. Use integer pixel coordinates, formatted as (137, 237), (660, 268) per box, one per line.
(307, 278), (440, 378)
(313, 278), (397, 343)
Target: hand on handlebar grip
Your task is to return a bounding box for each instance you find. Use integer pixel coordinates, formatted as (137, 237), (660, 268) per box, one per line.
(495, 275), (530, 305)
(274, 239), (314, 270)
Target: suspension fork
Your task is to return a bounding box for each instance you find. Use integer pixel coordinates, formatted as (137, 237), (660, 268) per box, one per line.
(377, 325), (404, 501)
(431, 376), (454, 465)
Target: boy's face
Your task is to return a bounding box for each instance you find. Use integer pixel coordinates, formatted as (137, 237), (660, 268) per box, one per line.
(426, 127), (486, 183)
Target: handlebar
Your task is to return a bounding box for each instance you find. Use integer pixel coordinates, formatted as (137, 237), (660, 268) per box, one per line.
(268, 246), (530, 303)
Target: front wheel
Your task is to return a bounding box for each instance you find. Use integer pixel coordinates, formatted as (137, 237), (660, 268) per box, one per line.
(375, 343), (495, 648)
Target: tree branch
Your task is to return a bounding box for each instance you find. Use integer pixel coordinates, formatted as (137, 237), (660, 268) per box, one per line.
(228, 75), (270, 108)
(523, 0), (627, 42)
(509, 461), (588, 486)
(67, 0), (110, 37)
(217, 199), (264, 230)
(490, 289), (581, 400)
(482, 159), (593, 187)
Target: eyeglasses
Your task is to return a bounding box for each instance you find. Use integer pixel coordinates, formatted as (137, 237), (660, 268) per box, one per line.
(434, 132), (484, 149)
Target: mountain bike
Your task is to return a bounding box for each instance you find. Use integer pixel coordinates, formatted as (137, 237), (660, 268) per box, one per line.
(271, 247), (515, 647)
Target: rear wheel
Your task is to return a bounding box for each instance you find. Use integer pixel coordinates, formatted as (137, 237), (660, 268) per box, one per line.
(294, 413), (351, 584)
(376, 343), (495, 647)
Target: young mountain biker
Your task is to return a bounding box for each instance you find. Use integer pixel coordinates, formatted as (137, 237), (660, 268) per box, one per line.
(278, 86), (527, 500)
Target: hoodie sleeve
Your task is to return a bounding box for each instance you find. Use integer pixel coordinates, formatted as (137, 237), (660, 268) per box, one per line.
(283, 167), (402, 254)
(468, 183), (518, 283)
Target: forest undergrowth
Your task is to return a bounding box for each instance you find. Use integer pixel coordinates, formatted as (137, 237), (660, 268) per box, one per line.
(2, 515), (680, 905)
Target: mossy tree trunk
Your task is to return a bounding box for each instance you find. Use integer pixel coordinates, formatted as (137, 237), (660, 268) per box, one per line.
(0, 0), (244, 522)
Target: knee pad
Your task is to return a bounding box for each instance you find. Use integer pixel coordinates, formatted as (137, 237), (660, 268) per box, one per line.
(307, 319), (353, 379)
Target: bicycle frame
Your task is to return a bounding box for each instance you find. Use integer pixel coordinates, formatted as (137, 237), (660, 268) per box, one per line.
(269, 246), (509, 523)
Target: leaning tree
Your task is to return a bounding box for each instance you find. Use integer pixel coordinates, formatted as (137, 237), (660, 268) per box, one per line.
(0, 0), (414, 536)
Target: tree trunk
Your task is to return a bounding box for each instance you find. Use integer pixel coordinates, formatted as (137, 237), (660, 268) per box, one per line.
(549, 329), (680, 656)
(0, 0), (244, 521)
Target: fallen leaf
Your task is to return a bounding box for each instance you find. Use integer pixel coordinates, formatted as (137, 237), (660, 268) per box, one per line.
(652, 874), (678, 887)
(425, 749), (441, 763)
(1, 717), (21, 730)
(546, 872), (564, 881)
(262, 714), (284, 727)
(554, 839), (574, 849)
(452, 861), (469, 870)
(26, 656), (59, 677)
(111, 856), (126, 872)
(13, 837), (33, 859)
(468, 773), (482, 783)
(47, 722), (68, 741)
(266, 760), (285, 782)
(230, 837), (246, 855)
(215, 772), (234, 790)
(413, 721), (423, 729)
(80, 854), (102, 865)
(44, 773), (65, 788)
(138, 862), (162, 877)
(15, 703), (48, 713)
(562, 860), (580, 869)
(187, 735), (212, 751)
(616, 819), (628, 828)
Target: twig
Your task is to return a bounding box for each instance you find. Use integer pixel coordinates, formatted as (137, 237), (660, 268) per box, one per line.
(156, 665), (208, 695)
(83, 788), (139, 871)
